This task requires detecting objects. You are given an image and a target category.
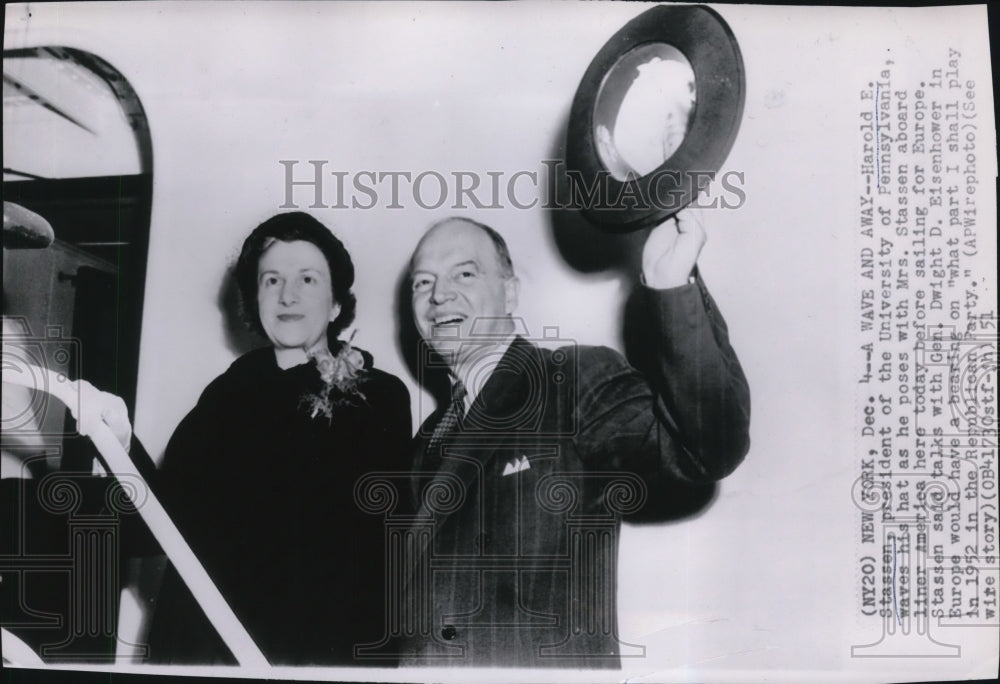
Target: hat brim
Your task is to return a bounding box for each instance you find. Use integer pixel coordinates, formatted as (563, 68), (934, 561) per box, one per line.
(566, 4), (746, 232)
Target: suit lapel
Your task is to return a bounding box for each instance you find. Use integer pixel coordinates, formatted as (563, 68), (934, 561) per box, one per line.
(413, 336), (540, 520)
(465, 336), (539, 435)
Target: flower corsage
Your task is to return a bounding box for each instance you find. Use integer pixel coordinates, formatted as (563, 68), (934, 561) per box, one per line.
(302, 335), (367, 420)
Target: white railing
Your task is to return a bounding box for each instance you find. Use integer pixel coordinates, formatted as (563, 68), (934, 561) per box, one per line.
(2, 361), (269, 668)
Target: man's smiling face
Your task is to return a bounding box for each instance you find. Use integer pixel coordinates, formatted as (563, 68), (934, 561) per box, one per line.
(410, 219), (518, 365)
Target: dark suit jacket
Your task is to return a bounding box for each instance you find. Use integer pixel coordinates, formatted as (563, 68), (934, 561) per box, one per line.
(388, 278), (750, 668)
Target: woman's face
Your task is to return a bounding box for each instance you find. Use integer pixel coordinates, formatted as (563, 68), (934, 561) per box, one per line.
(256, 240), (340, 354)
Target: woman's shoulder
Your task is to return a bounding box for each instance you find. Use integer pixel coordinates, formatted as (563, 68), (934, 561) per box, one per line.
(198, 344), (409, 411)
(195, 347), (276, 400)
(360, 364), (406, 390)
(357, 363), (410, 407)
(227, 346), (277, 374)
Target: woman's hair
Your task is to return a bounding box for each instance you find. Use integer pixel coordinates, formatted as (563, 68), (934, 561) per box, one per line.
(235, 212), (357, 340)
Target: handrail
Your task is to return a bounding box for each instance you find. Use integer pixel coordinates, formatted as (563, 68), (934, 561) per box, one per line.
(2, 360), (270, 668)
(1, 627), (46, 666)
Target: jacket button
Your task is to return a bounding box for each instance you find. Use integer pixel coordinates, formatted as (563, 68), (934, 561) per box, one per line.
(441, 625), (457, 640)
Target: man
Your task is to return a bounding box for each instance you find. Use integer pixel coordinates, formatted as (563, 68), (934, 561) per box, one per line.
(394, 209), (750, 668)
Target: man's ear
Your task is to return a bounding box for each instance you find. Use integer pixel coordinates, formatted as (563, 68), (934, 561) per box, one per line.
(504, 276), (520, 315)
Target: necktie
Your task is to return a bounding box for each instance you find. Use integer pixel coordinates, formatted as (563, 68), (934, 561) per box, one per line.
(413, 381), (467, 504)
(425, 380), (467, 467)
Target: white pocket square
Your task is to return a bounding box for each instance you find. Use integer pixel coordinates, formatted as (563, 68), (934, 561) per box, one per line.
(502, 455), (531, 476)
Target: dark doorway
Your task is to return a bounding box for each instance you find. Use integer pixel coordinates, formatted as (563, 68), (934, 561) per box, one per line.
(3, 46), (154, 662)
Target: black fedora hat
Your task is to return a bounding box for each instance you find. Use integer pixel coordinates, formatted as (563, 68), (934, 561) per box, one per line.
(566, 4), (746, 232)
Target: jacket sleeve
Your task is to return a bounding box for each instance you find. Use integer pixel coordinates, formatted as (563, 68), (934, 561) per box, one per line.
(573, 274), (750, 483)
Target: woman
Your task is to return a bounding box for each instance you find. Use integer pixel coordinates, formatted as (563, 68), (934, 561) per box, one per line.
(147, 212), (411, 665)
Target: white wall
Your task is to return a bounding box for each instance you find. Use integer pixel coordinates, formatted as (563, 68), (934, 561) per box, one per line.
(4, 2), (995, 680)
